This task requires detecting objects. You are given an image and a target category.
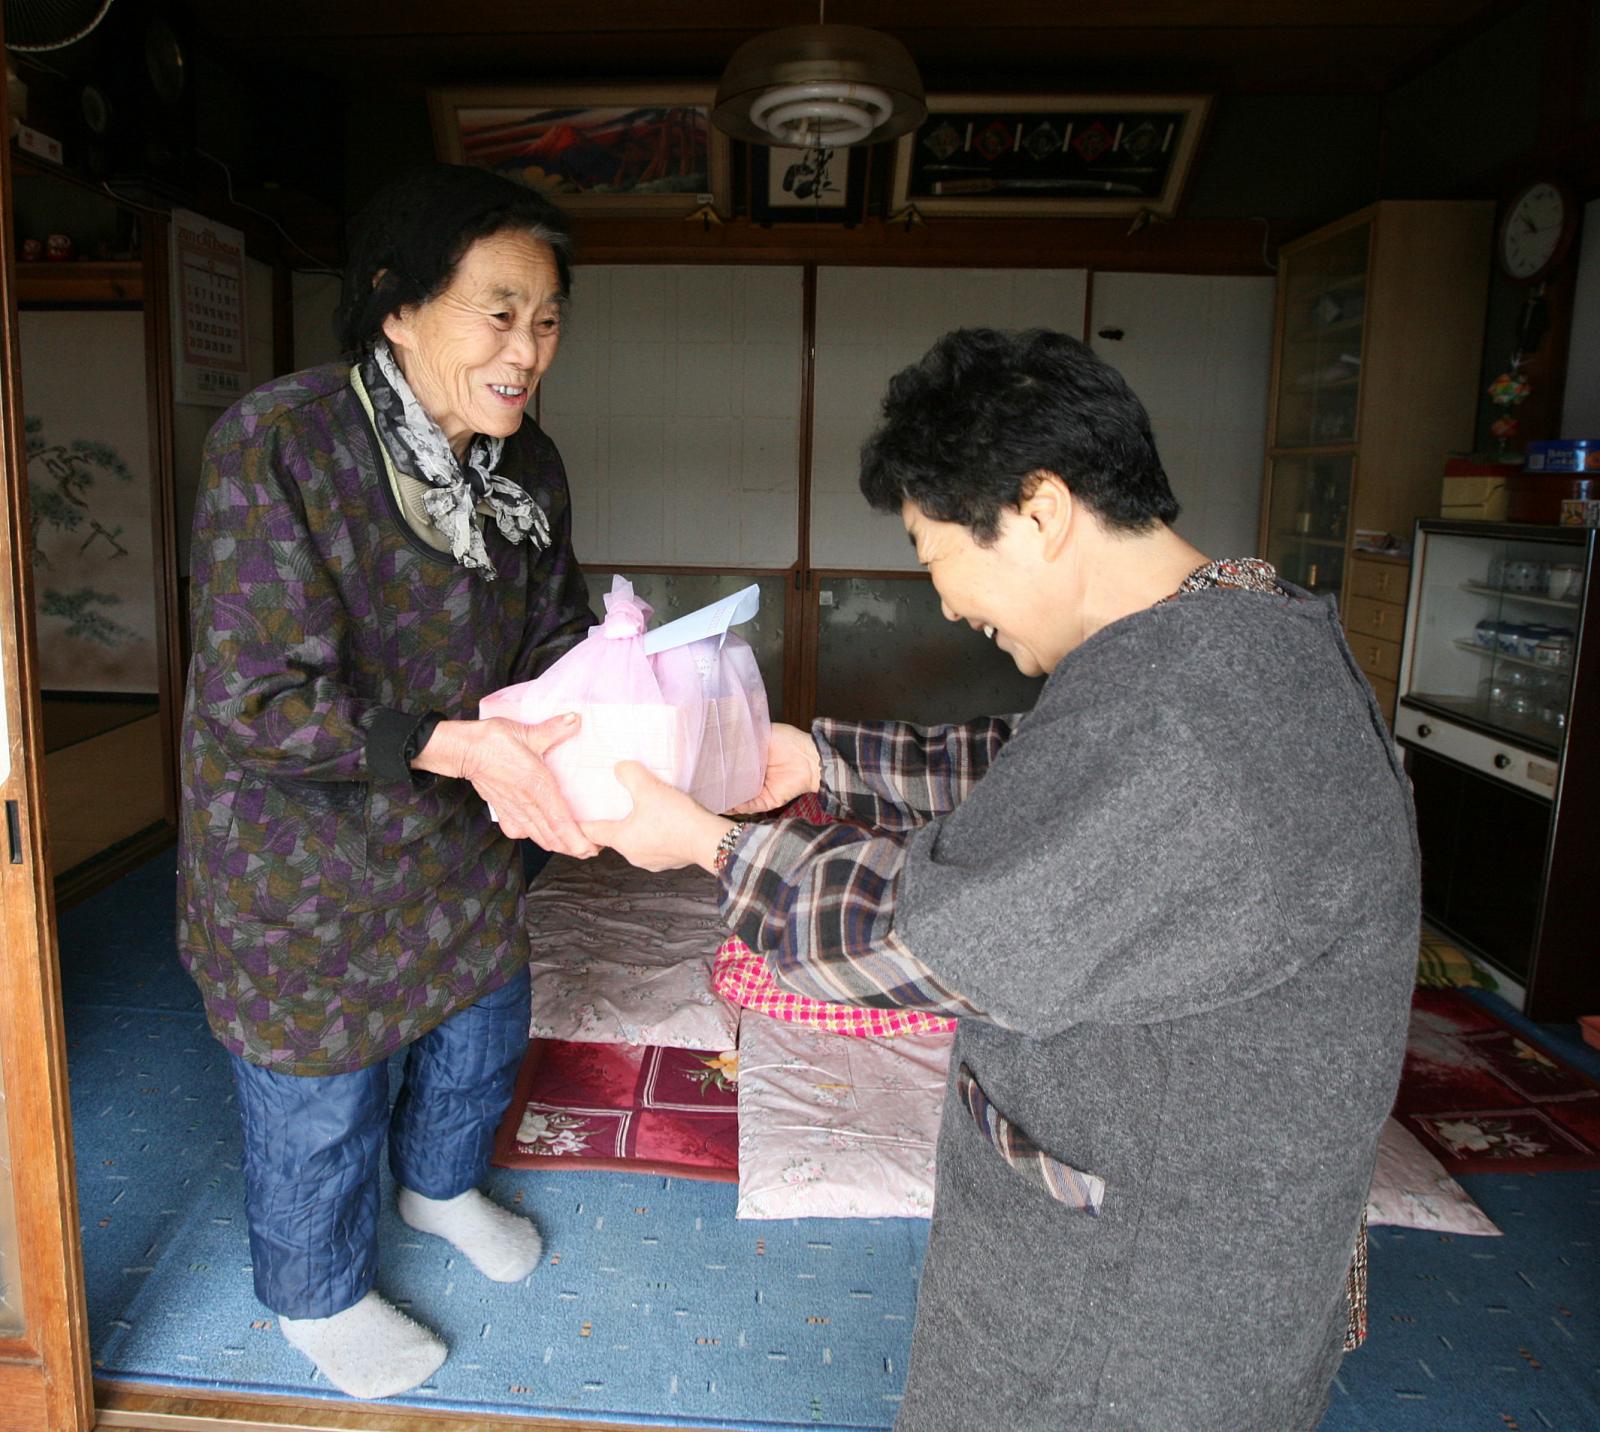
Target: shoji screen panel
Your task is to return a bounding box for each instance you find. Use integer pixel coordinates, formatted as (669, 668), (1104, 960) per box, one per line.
(539, 266), (805, 569)
(1088, 273), (1275, 562)
(810, 267), (1088, 571)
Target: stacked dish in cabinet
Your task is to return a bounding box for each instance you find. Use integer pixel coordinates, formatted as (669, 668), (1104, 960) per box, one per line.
(1394, 520), (1599, 1020)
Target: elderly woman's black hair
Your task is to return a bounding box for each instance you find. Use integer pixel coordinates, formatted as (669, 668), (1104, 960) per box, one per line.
(334, 164), (574, 355)
(859, 327), (1180, 541)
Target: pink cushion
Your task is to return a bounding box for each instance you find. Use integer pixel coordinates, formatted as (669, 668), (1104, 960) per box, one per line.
(713, 936), (955, 1040)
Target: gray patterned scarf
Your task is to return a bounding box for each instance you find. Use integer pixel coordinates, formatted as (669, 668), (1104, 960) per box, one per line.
(360, 340), (550, 578)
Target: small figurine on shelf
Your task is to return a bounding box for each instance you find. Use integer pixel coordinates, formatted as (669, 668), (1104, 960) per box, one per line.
(1490, 412), (1521, 450)
(45, 233), (74, 263)
(19, 237), (43, 262)
(1487, 362), (1532, 458)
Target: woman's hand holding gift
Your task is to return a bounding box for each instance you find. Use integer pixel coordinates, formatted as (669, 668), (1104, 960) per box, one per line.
(581, 762), (732, 873)
(727, 722), (821, 814)
(416, 714), (598, 858)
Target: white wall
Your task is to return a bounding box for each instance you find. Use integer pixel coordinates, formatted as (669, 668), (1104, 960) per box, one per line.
(479, 263), (1276, 578)
(292, 271), (344, 372)
(811, 267), (1090, 570)
(538, 266), (805, 569)
(1089, 272), (1275, 560)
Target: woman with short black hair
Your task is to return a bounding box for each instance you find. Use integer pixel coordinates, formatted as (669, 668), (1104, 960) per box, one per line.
(589, 327), (1418, 1430)
(177, 164), (595, 1399)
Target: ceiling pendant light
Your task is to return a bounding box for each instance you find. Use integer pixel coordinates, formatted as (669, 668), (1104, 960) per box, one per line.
(713, 15), (926, 150)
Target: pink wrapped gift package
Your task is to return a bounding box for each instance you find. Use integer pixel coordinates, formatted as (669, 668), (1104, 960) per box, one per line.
(481, 576), (771, 820)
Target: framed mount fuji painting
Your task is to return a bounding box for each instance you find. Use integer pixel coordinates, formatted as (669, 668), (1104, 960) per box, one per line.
(430, 83), (732, 217)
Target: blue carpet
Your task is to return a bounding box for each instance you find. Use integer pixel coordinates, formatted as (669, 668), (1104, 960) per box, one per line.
(62, 855), (926, 1428)
(1324, 1173), (1600, 1431)
(60, 856), (1600, 1427)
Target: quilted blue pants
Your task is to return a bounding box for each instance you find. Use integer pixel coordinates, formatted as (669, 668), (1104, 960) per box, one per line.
(229, 967), (531, 1318)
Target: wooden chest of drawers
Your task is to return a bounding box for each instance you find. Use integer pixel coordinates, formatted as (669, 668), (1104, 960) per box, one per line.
(1344, 553), (1411, 721)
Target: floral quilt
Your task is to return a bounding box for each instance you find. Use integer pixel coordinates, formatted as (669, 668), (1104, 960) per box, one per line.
(525, 851), (737, 1050)
(734, 1011), (955, 1220)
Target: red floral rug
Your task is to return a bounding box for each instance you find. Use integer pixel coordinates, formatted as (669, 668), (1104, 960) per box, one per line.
(1393, 988), (1600, 1173)
(491, 1039), (740, 1182)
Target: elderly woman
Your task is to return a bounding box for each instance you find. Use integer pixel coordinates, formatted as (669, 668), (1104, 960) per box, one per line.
(588, 327), (1420, 1430)
(177, 165), (596, 1399)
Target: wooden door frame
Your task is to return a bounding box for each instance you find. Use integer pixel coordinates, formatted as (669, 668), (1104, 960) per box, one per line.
(95, 1384), (694, 1430)
(0, 38), (96, 1432)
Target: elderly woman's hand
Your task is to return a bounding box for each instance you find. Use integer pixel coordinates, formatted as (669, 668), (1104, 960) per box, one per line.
(416, 715), (598, 858)
(581, 762), (732, 873)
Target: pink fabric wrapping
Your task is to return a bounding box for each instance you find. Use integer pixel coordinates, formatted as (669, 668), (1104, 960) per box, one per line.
(713, 936), (956, 1039)
(480, 576), (769, 820)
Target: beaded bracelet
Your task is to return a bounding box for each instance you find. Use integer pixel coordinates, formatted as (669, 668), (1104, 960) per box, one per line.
(712, 821), (748, 875)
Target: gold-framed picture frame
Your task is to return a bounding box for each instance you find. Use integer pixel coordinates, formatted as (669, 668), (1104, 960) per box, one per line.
(429, 84), (732, 218)
(889, 93), (1212, 219)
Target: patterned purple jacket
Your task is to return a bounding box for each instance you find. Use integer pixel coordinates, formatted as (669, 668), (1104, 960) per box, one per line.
(177, 363), (593, 1074)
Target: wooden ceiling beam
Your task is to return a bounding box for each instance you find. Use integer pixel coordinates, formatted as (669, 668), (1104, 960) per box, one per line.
(196, 0), (1499, 41)
(231, 30), (1456, 96)
(187, 0), (1520, 97)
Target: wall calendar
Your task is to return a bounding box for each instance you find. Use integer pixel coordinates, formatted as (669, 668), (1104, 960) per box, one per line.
(171, 208), (248, 407)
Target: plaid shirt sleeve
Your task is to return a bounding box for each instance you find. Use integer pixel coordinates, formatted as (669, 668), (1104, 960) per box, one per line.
(716, 714), (1023, 1021)
(717, 818), (989, 1018)
(812, 714), (1022, 832)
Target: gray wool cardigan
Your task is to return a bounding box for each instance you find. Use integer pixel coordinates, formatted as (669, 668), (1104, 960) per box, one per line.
(891, 588), (1420, 1431)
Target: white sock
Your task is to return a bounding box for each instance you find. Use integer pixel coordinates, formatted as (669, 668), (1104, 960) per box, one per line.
(397, 1185), (543, 1283)
(279, 1289), (446, 1401)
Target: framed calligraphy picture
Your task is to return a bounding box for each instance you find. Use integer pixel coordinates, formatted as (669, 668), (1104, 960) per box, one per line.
(890, 93), (1212, 218)
(749, 144), (866, 226)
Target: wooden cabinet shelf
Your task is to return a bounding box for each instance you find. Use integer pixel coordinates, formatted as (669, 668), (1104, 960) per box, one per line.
(14, 261), (142, 305)
(1460, 582), (1581, 611)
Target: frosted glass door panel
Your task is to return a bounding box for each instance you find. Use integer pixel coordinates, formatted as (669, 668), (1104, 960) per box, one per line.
(541, 267), (804, 569)
(0, 1050), (21, 1336)
(584, 570), (788, 723)
(814, 577), (1045, 725)
(1089, 273), (1274, 561)
(811, 268), (1088, 570)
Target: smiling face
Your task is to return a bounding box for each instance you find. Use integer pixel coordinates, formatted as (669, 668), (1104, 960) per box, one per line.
(903, 499), (1058, 678)
(381, 228), (565, 457)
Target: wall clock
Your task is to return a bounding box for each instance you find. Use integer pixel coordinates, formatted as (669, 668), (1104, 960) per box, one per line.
(143, 12), (187, 112)
(1497, 179), (1576, 284)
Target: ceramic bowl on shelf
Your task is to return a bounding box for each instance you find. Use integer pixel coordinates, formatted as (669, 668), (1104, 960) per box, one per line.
(1504, 558), (1546, 593)
(1535, 635), (1574, 669)
(1546, 562), (1584, 601)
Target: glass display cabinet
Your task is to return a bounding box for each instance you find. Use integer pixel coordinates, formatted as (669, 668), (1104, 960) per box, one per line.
(1268, 222), (1369, 454)
(1394, 520), (1599, 1018)
(1258, 201), (1492, 623)
(1262, 220), (1368, 603)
